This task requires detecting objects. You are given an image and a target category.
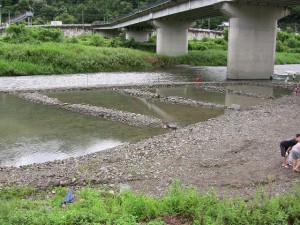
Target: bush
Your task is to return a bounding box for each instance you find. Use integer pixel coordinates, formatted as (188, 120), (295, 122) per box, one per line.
(276, 40), (286, 52)
(0, 42), (168, 76)
(3, 24), (63, 43)
(88, 34), (109, 47)
(286, 38), (300, 48)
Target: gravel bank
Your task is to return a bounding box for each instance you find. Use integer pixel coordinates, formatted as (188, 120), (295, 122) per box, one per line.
(1, 95), (299, 197)
(116, 88), (229, 109)
(18, 92), (165, 128)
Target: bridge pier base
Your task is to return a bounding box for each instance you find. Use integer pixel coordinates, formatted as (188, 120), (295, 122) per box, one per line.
(125, 28), (151, 42)
(153, 20), (196, 56)
(220, 3), (290, 80)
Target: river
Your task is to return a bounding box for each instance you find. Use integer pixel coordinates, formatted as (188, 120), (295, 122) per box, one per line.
(0, 64), (299, 166)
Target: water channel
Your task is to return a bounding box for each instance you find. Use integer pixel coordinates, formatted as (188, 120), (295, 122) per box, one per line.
(0, 65), (299, 166)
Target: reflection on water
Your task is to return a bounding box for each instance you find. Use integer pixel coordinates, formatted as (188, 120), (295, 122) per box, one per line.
(150, 85), (293, 108)
(0, 95), (165, 166)
(47, 91), (224, 126)
(3, 139), (122, 167)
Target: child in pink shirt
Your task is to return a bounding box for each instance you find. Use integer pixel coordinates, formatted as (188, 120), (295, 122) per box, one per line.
(290, 143), (300, 172)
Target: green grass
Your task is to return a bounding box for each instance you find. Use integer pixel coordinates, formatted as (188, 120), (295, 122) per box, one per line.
(0, 26), (299, 76)
(276, 52), (300, 65)
(175, 50), (227, 66)
(0, 42), (167, 76)
(1, 181), (300, 225)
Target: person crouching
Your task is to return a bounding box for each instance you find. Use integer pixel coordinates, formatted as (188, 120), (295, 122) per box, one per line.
(290, 142), (300, 172)
(280, 134), (300, 168)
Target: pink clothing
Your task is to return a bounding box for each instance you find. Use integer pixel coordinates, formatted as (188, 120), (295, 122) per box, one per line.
(292, 143), (300, 151)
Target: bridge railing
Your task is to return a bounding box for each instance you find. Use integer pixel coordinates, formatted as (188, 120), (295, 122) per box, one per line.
(115, 0), (172, 22)
(93, 0), (196, 26)
(5, 11), (34, 24)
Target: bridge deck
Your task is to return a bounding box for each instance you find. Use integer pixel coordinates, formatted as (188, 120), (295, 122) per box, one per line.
(94, 0), (299, 30)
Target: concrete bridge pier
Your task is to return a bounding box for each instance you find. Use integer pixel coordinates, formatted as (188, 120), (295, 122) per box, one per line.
(125, 27), (152, 42)
(153, 20), (196, 56)
(219, 3), (290, 80)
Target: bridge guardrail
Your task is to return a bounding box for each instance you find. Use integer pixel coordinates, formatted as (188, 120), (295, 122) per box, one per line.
(93, 0), (198, 26)
(6, 11), (34, 24)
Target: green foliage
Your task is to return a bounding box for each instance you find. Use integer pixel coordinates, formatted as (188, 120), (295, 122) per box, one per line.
(0, 186), (37, 200)
(0, 183), (300, 225)
(55, 13), (78, 24)
(175, 50), (227, 66)
(223, 28), (229, 41)
(1, 25), (300, 76)
(188, 38), (227, 51)
(276, 52), (300, 65)
(0, 42), (166, 76)
(110, 34), (156, 52)
(4, 24), (63, 44)
(0, 0), (164, 25)
(276, 31), (300, 54)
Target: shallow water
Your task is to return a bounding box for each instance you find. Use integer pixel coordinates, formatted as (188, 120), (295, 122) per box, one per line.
(148, 86), (292, 108)
(0, 64), (298, 166)
(47, 90), (224, 126)
(0, 94), (165, 166)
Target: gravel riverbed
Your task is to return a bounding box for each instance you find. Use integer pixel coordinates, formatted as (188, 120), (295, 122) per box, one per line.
(1, 93), (300, 197)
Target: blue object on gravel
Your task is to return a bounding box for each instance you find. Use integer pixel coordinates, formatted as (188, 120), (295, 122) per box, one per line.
(61, 188), (75, 204)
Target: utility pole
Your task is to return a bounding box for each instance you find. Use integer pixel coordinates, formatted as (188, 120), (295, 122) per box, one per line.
(81, 8), (84, 24)
(0, 4), (2, 27)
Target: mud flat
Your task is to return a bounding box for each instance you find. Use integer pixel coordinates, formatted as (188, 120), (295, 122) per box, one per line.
(1, 94), (299, 197)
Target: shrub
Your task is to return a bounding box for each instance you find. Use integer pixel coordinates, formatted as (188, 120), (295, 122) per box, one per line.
(276, 40), (286, 52)
(286, 38), (300, 48)
(3, 24), (63, 43)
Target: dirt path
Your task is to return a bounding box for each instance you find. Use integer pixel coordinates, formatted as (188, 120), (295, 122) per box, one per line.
(1, 95), (300, 197)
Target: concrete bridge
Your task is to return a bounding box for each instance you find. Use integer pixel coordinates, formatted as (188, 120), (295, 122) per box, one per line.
(93, 0), (299, 80)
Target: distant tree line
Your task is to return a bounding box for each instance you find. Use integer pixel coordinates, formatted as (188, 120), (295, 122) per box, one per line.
(0, 0), (162, 24)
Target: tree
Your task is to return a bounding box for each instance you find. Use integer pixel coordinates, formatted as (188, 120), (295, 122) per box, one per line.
(55, 12), (77, 24)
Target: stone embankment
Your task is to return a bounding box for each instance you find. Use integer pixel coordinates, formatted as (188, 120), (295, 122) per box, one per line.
(18, 92), (165, 128)
(202, 86), (274, 99)
(116, 88), (229, 109)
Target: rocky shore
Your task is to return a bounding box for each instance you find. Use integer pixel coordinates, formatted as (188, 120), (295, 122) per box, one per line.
(1, 90), (300, 197)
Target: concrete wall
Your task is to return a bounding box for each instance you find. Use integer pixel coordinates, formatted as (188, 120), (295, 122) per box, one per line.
(60, 27), (93, 37)
(188, 28), (223, 40)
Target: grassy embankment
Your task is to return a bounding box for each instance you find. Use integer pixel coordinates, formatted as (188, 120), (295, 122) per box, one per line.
(1, 182), (300, 224)
(0, 25), (300, 76)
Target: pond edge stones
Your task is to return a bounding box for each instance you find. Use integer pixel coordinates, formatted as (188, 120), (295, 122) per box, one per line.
(18, 92), (165, 128)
